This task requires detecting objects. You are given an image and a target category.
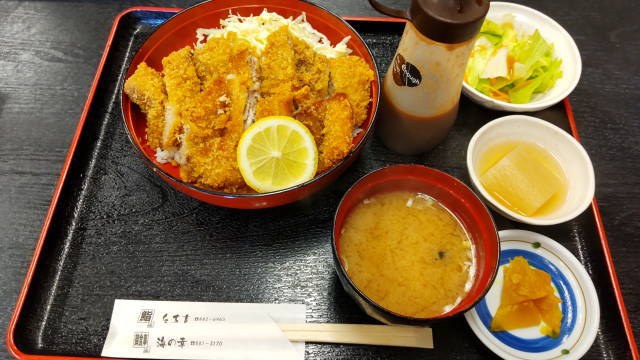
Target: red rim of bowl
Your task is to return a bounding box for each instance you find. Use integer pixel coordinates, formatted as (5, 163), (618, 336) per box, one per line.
(332, 164), (500, 321)
(120, 0), (380, 201)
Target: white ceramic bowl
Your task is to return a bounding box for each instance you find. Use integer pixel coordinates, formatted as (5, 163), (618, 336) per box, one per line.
(467, 115), (595, 225)
(462, 2), (582, 112)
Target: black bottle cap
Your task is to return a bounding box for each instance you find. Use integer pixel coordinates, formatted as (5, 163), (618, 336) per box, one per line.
(409, 0), (489, 44)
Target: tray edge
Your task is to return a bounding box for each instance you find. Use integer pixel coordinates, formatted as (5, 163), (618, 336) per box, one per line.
(562, 99), (639, 359)
(5, 7), (638, 360)
(4, 6), (181, 360)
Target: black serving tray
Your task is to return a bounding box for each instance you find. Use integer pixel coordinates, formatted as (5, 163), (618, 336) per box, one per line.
(7, 8), (635, 360)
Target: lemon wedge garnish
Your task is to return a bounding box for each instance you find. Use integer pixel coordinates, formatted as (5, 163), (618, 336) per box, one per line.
(237, 116), (318, 193)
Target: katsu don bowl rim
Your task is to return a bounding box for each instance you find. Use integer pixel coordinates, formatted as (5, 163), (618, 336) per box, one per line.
(120, 0), (380, 201)
(331, 164), (500, 323)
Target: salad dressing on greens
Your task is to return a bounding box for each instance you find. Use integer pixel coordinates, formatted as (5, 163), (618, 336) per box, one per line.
(465, 16), (563, 104)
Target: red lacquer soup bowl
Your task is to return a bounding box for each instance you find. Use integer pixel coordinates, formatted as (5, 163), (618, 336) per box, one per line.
(121, 0), (380, 209)
(332, 165), (500, 324)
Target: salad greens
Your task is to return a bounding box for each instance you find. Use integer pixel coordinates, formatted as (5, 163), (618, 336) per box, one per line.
(465, 18), (563, 104)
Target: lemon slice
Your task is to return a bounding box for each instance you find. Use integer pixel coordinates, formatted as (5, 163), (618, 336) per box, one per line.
(237, 116), (318, 193)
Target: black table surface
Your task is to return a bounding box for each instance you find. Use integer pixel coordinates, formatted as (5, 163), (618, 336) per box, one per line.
(0, 0), (638, 358)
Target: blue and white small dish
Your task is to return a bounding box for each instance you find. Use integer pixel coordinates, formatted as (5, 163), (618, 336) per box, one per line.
(465, 230), (599, 360)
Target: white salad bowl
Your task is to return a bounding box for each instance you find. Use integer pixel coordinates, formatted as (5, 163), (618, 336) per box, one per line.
(462, 2), (582, 112)
(467, 115), (595, 226)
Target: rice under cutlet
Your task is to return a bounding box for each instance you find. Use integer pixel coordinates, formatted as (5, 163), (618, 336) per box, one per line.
(329, 55), (374, 127)
(123, 62), (166, 150)
(162, 47), (201, 148)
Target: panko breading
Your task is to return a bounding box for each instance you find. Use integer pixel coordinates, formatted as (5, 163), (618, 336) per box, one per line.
(291, 35), (330, 108)
(179, 43), (253, 191)
(294, 94), (323, 142)
(319, 94), (354, 172)
(194, 33), (254, 88)
(296, 93), (355, 172)
(123, 62), (166, 150)
(180, 132), (246, 192)
(329, 56), (374, 126)
(178, 35), (253, 191)
(259, 27), (295, 95)
(255, 93), (294, 119)
(180, 77), (246, 191)
(162, 47), (201, 148)
(180, 77), (229, 135)
(257, 26), (295, 119)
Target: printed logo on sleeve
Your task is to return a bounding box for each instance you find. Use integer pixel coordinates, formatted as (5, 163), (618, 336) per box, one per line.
(392, 53), (421, 87)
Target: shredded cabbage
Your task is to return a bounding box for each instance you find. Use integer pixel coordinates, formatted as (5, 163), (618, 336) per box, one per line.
(195, 9), (351, 58)
(465, 16), (563, 104)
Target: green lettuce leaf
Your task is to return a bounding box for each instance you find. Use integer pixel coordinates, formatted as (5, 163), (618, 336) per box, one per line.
(464, 19), (563, 104)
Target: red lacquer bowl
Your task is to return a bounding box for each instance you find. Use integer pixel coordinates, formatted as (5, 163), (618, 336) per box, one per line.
(332, 165), (500, 323)
(121, 0), (380, 209)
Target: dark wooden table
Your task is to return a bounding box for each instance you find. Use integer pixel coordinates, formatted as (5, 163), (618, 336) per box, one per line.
(0, 0), (637, 358)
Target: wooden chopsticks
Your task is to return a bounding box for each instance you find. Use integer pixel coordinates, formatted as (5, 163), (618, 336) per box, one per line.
(278, 323), (433, 349)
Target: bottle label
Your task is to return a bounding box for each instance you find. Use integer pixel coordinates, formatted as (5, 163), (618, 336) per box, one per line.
(392, 53), (422, 87)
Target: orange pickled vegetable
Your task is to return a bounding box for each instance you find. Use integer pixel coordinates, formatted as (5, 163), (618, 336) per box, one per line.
(490, 256), (563, 337)
(501, 256), (554, 305)
(490, 300), (541, 332)
(534, 294), (563, 338)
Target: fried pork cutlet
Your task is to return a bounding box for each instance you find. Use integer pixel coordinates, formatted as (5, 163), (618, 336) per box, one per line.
(256, 27), (295, 118)
(329, 56), (374, 126)
(123, 62), (166, 150)
(296, 93), (354, 173)
(291, 35), (330, 108)
(195, 33), (257, 129)
(259, 27), (295, 95)
(162, 47), (201, 148)
(194, 33), (254, 88)
(255, 93), (294, 119)
(179, 77), (246, 192)
(294, 94), (324, 143)
(318, 93), (354, 172)
(179, 35), (253, 192)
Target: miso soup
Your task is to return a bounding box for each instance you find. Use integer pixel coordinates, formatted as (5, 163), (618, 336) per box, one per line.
(339, 191), (474, 318)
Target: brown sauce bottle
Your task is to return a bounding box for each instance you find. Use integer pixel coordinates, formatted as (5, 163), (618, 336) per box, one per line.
(369, 0), (489, 154)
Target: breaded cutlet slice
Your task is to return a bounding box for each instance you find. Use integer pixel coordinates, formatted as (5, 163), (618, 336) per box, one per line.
(194, 33), (254, 88)
(123, 62), (166, 150)
(195, 33), (256, 128)
(255, 93), (294, 119)
(293, 94), (324, 144)
(291, 35), (330, 108)
(295, 93), (355, 173)
(259, 27), (295, 96)
(256, 26), (295, 119)
(329, 55), (374, 126)
(317, 93), (355, 172)
(162, 47), (201, 148)
(180, 77), (229, 136)
(179, 76), (246, 192)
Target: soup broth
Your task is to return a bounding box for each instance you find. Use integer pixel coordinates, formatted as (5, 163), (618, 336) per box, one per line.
(339, 191), (474, 318)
